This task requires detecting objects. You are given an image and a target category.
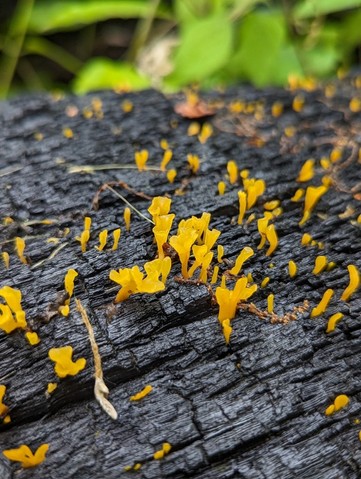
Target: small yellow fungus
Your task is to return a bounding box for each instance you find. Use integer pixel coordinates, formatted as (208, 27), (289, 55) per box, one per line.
(84, 216), (91, 231)
(121, 99), (133, 112)
(311, 289), (334, 318)
(34, 132), (44, 141)
(288, 260), (297, 278)
(349, 97), (361, 113)
(3, 444), (49, 468)
(218, 181), (226, 195)
(0, 286), (27, 333)
(261, 277), (270, 288)
(0, 385), (9, 416)
(227, 161), (238, 185)
(326, 313), (344, 333)
(246, 179), (266, 209)
(217, 245), (224, 263)
(264, 200), (280, 211)
(220, 275), (226, 289)
(59, 304), (70, 317)
(48, 346), (86, 378)
(160, 149), (173, 171)
(320, 157), (331, 169)
(330, 148), (342, 163)
(47, 383), (57, 394)
(2, 252), (9, 269)
(169, 229), (197, 278)
(130, 384), (153, 401)
(153, 443), (171, 460)
(312, 256), (327, 274)
(148, 197), (172, 222)
(188, 122), (200, 136)
(292, 94), (305, 112)
(297, 159), (315, 182)
(267, 293), (274, 313)
(198, 123), (213, 144)
(230, 247), (254, 275)
(291, 188), (304, 202)
(15, 237), (27, 264)
(153, 214), (175, 259)
(124, 207), (131, 232)
(124, 463), (142, 472)
(221, 319), (232, 344)
(299, 185), (328, 226)
(301, 233), (312, 245)
(187, 154), (200, 173)
(188, 245), (213, 283)
(216, 277), (257, 322)
(3, 415), (10, 424)
(357, 214), (361, 224)
(257, 217), (269, 250)
(229, 100), (244, 113)
(25, 332), (40, 346)
(112, 228), (121, 251)
(65, 269), (78, 298)
(96, 230), (108, 251)
(211, 266), (219, 284)
(265, 224), (278, 256)
(3, 216), (14, 225)
(135, 149), (149, 171)
(325, 84), (336, 98)
(238, 191), (247, 225)
(246, 213), (255, 224)
(240, 169), (249, 180)
(341, 264), (360, 301)
(325, 394), (350, 415)
(284, 126), (295, 137)
(79, 230), (90, 253)
(63, 127), (74, 138)
(167, 169), (177, 183)
(272, 101), (283, 117)
(160, 139), (168, 150)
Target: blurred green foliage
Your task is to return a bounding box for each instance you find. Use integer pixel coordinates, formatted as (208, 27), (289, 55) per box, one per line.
(1, 0), (361, 98)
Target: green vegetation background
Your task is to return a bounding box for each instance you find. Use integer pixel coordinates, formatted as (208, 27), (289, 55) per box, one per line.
(1, 0), (361, 98)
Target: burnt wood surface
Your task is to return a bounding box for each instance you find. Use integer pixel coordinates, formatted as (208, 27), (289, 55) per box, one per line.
(0, 77), (361, 479)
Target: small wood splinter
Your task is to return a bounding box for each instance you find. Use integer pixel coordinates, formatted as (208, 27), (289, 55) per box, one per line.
(76, 299), (118, 420)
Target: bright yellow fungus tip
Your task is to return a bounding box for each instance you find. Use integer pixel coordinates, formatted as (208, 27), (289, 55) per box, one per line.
(284, 126), (295, 138)
(299, 185), (328, 226)
(240, 169), (249, 180)
(3, 415), (11, 424)
(297, 159), (315, 182)
(48, 346), (86, 378)
(292, 94), (305, 112)
(133, 463), (142, 471)
(135, 149), (149, 171)
(47, 382), (57, 394)
(0, 385), (9, 416)
(326, 313), (344, 333)
(291, 188), (304, 202)
(160, 149), (173, 172)
(112, 228), (121, 251)
(198, 123), (213, 144)
(2, 252), (9, 269)
(15, 237), (27, 265)
(216, 277), (257, 323)
(264, 200), (280, 211)
(341, 265), (360, 301)
(25, 331), (40, 346)
(96, 230), (108, 251)
(218, 181), (226, 195)
(227, 161), (238, 185)
(325, 395), (350, 416)
(187, 154), (200, 174)
(265, 224), (278, 256)
(267, 293), (274, 313)
(246, 179), (266, 209)
(272, 101), (283, 117)
(160, 139), (168, 150)
(0, 286), (27, 333)
(167, 169), (177, 183)
(188, 122), (200, 136)
(65, 269), (78, 298)
(84, 216), (91, 231)
(148, 197), (172, 222)
(311, 289), (334, 318)
(124, 207), (131, 232)
(153, 443), (171, 460)
(330, 148), (343, 163)
(63, 127), (74, 138)
(222, 319), (232, 344)
(312, 256), (327, 275)
(130, 384), (153, 401)
(350, 97), (361, 112)
(320, 157), (331, 169)
(3, 444), (49, 468)
(121, 99), (133, 112)
(301, 233), (312, 245)
(59, 304), (70, 317)
(153, 214), (175, 259)
(325, 404), (335, 416)
(261, 277), (270, 288)
(169, 229), (197, 279)
(288, 260), (297, 278)
(238, 191), (247, 225)
(230, 247), (254, 275)
(211, 266), (219, 284)
(3, 216), (14, 225)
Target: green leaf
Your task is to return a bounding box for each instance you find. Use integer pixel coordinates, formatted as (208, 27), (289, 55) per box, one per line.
(72, 58), (150, 94)
(168, 15), (233, 86)
(294, 0), (361, 20)
(29, 0), (169, 34)
(267, 44), (303, 85)
(302, 45), (340, 77)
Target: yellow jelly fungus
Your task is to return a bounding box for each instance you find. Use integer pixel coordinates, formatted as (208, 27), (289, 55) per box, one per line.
(124, 207), (131, 232)
(188, 122), (200, 136)
(230, 247), (254, 275)
(130, 384), (153, 401)
(272, 207), (283, 217)
(341, 265), (360, 301)
(299, 185), (328, 226)
(2, 252), (9, 269)
(48, 346), (86, 378)
(204, 228), (221, 251)
(272, 101), (283, 117)
(301, 233), (312, 245)
(96, 230), (108, 251)
(267, 293), (274, 313)
(112, 228), (121, 251)
(153, 214), (175, 259)
(169, 229), (198, 278)
(284, 126), (295, 137)
(240, 169), (249, 180)
(291, 188), (304, 202)
(187, 154), (200, 174)
(25, 332), (40, 346)
(3, 444), (49, 468)
(312, 256), (327, 274)
(257, 217), (269, 250)
(265, 224), (278, 256)
(292, 95), (305, 112)
(148, 197), (172, 222)
(320, 157), (331, 169)
(357, 214), (361, 223)
(297, 159), (315, 182)
(135, 149), (149, 171)
(350, 97), (361, 113)
(84, 216), (91, 231)
(326, 312), (344, 333)
(79, 230), (90, 253)
(3, 216), (14, 225)
(3, 415), (10, 424)
(198, 123), (213, 144)
(63, 127), (74, 138)
(15, 237), (27, 265)
(227, 161), (238, 185)
(222, 319), (232, 344)
(211, 266), (219, 284)
(0, 286), (27, 333)
(0, 385), (9, 416)
(121, 99), (133, 112)
(264, 200), (280, 211)
(311, 289), (334, 318)
(246, 179), (266, 209)
(325, 404), (335, 415)
(59, 304), (70, 317)
(124, 463), (142, 472)
(167, 169), (177, 183)
(325, 84), (336, 98)
(288, 260), (297, 278)
(216, 277), (257, 322)
(325, 395), (350, 415)
(229, 100), (244, 113)
(160, 149), (173, 172)
(47, 383), (57, 394)
(153, 443), (171, 460)
(261, 277), (270, 288)
(65, 269), (78, 298)
(238, 191), (247, 225)
(160, 139), (168, 150)
(330, 148), (342, 163)
(217, 245), (224, 263)
(220, 275), (226, 289)
(189, 245), (213, 283)
(218, 181), (226, 195)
